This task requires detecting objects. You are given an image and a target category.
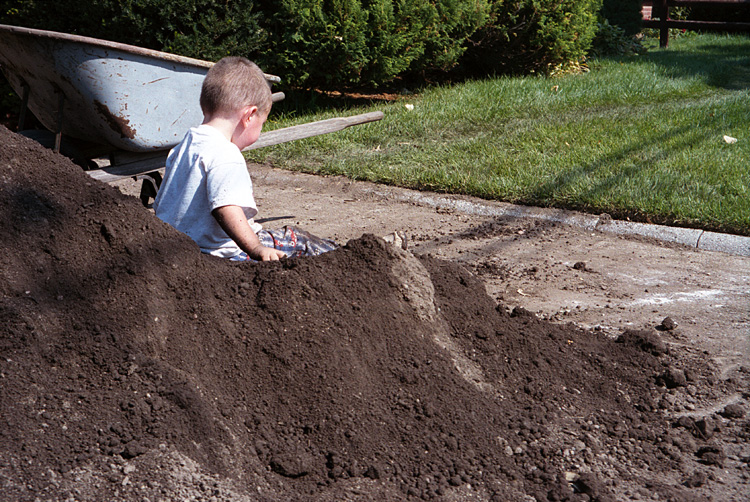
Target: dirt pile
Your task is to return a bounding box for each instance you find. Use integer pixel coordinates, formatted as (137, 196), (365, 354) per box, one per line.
(0, 125), (747, 501)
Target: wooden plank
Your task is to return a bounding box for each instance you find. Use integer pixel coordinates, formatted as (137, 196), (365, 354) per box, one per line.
(644, 0), (750, 47)
(86, 110), (385, 183)
(671, 0), (750, 4)
(646, 19), (750, 29)
(244, 111), (384, 151)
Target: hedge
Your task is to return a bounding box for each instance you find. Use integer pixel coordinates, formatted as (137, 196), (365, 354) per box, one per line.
(1, 0), (603, 89)
(462, 0), (603, 76)
(260, 0), (491, 88)
(600, 0), (642, 36)
(0, 0), (266, 62)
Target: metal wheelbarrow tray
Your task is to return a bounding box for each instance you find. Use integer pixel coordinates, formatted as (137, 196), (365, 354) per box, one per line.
(0, 24), (382, 187)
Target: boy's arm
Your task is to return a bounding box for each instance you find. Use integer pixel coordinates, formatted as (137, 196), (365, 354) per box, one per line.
(212, 205), (286, 261)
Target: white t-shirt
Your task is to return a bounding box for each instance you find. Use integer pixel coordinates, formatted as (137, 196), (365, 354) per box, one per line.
(153, 124), (262, 258)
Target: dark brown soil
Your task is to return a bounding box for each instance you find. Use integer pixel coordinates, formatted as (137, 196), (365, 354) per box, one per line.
(1, 125), (748, 501)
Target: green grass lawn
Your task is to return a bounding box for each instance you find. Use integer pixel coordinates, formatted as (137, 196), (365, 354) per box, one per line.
(247, 33), (750, 236)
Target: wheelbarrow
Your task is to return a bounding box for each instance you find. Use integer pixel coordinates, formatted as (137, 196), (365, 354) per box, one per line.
(0, 24), (383, 204)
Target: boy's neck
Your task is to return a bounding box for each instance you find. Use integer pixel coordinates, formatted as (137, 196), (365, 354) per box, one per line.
(202, 115), (238, 143)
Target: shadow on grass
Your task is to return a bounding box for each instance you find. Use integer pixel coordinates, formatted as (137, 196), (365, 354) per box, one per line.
(522, 121), (750, 235)
(639, 37), (750, 90)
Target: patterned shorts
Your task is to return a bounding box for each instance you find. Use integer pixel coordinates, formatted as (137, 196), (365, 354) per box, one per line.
(231, 226), (338, 262)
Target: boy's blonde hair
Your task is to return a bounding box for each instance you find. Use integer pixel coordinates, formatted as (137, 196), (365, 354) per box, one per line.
(200, 57), (272, 117)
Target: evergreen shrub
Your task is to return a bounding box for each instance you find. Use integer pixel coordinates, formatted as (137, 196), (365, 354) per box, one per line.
(591, 20), (645, 57)
(462, 0), (603, 76)
(0, 0), (266, 63)
(260, 0), (489, 89)
(2, 0), (608, 92)
(411, 0), (490, 76)
(600, 0), (642, 36)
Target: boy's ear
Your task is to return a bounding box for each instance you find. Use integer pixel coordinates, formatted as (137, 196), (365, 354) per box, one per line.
(242, 105), (259, 124)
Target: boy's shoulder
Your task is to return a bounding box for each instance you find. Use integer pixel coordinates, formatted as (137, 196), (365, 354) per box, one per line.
(180, 125), (234, 154)
(185, 125), (247, 168)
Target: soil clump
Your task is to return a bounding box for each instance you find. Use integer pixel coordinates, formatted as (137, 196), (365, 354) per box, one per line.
(1, 125), (748, 501)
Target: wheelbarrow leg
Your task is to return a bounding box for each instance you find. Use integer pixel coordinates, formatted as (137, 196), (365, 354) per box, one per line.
(136, 171), (163, 207)
(54, 88), (65, 153)
(18, 84), (67, 156)
(17, 80), (30, 131)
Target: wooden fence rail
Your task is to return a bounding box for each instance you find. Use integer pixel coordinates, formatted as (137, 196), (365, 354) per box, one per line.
(642, 0), (750, 47)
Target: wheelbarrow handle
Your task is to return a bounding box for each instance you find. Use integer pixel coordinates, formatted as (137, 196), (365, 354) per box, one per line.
(87, 111), (384, 183)
(244, 111), (384, 151)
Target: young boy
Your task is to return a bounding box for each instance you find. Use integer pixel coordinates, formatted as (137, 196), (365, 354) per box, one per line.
(153, 57), (336, 261)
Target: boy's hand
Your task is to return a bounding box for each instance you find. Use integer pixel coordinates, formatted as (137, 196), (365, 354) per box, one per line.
(212, 205), (285, 261)
(251, 245), (286, 262)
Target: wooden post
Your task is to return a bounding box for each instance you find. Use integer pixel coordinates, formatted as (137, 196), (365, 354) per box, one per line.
(660, 0), (670, 47)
